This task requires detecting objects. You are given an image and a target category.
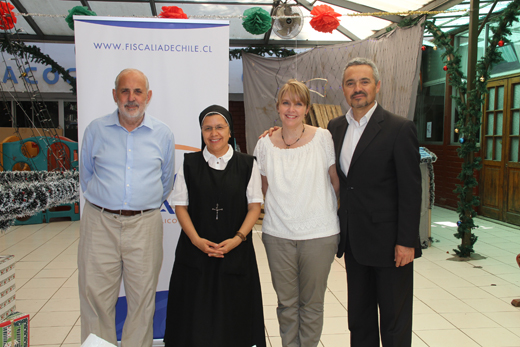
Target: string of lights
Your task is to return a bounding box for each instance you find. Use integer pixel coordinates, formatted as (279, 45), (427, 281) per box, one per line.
(14, 8), (466, 20)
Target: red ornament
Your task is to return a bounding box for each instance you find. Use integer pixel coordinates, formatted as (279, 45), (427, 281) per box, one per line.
(421, 46), (426, 51)
(498, 40), (504, 47)
(309, 5), (341, 33)
(0, 2), (17, 30)
(158, 6), (188, 19)
(443, 65), (448, 71)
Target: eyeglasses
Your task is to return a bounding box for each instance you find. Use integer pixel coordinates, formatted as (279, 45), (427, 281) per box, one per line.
(202, 125), (229, 133)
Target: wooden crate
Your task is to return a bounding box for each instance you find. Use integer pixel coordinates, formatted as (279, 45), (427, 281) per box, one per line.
(307, 104), (343, 129)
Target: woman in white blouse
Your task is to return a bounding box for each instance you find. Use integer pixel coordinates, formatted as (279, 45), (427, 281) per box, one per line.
(254, 80), (340, 347)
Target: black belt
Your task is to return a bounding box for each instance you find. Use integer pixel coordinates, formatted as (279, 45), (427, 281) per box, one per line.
(93, 204), (152, 216)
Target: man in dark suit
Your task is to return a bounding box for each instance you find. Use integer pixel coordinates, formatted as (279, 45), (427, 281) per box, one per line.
(327, 57), (422, 347)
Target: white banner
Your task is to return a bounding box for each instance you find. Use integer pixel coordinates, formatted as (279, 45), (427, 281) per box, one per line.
(75, 16), (229, 341)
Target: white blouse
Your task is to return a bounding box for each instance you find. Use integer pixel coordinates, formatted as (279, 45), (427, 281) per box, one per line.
(253, 128), (340, 240)
(169, 145), (263, 206)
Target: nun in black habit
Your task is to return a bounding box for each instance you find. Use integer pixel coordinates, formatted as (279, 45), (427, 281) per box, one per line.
(164, 105), (266, 347)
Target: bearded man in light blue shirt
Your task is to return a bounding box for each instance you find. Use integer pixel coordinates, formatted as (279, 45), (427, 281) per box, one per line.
(79, 68), (175, 347)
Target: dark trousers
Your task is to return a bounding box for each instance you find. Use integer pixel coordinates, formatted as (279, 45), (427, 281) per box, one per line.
(345, 244), (414, 347)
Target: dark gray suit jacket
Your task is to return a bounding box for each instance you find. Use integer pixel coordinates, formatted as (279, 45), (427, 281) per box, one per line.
(327, 104), (422, 267)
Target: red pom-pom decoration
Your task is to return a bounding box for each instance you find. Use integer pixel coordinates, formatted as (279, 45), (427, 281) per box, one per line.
(159, 6), (188, 19)
(421, 46), (426, 51)
(443, 65), (448, 71)
(309, 5), (341, 33)
(498, 40), (504, 47)
(0, 2), (17, 30)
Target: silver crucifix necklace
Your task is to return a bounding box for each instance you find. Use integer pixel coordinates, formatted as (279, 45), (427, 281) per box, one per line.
(212, 203), (223, 220)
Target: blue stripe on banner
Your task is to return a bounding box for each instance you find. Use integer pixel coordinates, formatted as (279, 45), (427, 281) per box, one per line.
(75, 20), (228, 30)
(115, 290), (169, 340)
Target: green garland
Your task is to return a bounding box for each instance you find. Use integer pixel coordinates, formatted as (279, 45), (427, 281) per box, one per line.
(424, 0), (520, 257)
(230, 46), (296, 60)
(0, 37), (77, 94)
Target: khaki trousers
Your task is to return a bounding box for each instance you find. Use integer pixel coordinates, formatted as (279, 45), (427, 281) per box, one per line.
(78, 201), (163, 347)
(262, 233), (339, 347)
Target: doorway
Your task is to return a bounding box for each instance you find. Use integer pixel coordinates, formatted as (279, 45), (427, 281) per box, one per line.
(481, 75), (520, 225)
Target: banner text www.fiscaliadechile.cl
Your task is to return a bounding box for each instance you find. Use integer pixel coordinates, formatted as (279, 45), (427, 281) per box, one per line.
(93, 42), (213, 53)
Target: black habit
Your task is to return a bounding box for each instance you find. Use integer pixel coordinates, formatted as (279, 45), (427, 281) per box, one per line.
(164, 151), (265, 347)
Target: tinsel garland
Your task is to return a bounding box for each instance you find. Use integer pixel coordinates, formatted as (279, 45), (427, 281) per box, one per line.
(229, 46), (296, 60)
(0, 38), (77, 94)
(424, 0), (520, 257)
(0, 171), (79, 232)
(420, 147), (437, 208)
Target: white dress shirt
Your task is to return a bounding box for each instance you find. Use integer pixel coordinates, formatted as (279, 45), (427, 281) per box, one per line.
(339, 102), (378, 176)
(169, 145), (263, 206)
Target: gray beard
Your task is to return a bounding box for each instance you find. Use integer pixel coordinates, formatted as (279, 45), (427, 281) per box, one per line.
(118, 103), (148, 119)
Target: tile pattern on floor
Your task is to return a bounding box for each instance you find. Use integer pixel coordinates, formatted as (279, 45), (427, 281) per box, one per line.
(4, 207), (520, 346)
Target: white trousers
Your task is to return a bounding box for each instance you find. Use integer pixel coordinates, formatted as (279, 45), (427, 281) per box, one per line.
(78, 201), (163, 347)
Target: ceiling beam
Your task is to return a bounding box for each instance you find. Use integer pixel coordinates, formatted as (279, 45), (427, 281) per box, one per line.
(419, 0), (466, 12)
(149, 0), (158, 16)
(10, 0), (45, 38)
(231, 39), (347, 48)
(318, 0), (403, 22)
(368, 0), (466, 39)
(79, 0), (92, 11)
(6, 34), (346, 47)
(3, 34), (75, 44)
(85, 0), (274, 4)
(262, 0), (280, 46)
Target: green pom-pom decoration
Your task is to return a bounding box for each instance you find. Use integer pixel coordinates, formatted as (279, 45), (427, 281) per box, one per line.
(65, 6), (97, 30)
(242, 7), (272, 35)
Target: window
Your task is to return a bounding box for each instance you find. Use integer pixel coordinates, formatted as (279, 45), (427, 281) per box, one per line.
(14, 101), (59, 129)
(15, 101), (34, 128)
(0, 101), (12, 127)
(415, 82), (445, 143)
(415, 48), (446, 143)
(64, 102), (77, 141)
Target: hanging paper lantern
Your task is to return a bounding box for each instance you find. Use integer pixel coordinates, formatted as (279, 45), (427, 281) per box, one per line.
(0, 2), (17, 30)
(498, 40), (504, 47)
(242, 7), (272, 35)
(443, 65), (448, 71)
(65, 6), (97, 30)
(421, 46), (426, 51)
(158, 6), (188, 19)
(310, 5), (341, 34)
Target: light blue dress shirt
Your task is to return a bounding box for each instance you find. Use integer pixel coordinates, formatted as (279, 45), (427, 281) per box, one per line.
(80, 110), (175, 210)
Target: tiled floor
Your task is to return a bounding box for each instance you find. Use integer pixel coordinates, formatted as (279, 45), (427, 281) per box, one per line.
(4, 206), (520, 346)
